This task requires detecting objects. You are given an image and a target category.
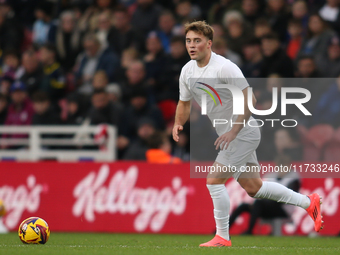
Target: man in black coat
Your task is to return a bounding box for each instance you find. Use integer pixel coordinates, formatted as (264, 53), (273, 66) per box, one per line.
(260, 33), (294, 77)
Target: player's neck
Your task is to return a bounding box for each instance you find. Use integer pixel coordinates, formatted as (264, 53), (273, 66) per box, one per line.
(196, 51), (212, 68)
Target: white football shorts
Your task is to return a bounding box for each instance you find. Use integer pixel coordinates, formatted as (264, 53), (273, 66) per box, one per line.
(215, 126), (261, 180)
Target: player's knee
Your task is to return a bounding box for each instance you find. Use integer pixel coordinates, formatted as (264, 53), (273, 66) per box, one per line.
(246, 188), (259, 198)
(239, 178), (262, 197)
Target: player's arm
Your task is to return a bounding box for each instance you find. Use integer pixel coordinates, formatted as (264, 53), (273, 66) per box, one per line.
(214, 87), (256, 150)
(172, 100), (191, 142)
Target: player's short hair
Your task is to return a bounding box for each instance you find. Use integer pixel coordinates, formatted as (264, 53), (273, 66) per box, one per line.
(184, 21), (214, 41)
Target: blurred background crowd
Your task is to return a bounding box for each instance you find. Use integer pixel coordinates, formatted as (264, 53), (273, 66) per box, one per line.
(0, 0), (340, 162)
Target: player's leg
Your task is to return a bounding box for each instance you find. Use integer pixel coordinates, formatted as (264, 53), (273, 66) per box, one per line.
(200, 162), (233, 247)
(238, 163), (324, 232)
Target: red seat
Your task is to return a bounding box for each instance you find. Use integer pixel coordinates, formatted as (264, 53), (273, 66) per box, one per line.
(157, 100), (177, 123)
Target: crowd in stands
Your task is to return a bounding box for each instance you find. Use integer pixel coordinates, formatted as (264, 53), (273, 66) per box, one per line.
(0, 0), (340, 161)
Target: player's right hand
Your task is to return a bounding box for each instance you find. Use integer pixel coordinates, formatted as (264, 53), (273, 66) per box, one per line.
(172, 125), (183, 142)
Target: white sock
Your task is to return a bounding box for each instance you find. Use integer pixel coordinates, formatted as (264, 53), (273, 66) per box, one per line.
(207, 184), (230, 240)
(254, 181), (310, 209)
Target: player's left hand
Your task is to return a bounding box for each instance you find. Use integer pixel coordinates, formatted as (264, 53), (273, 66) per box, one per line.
(214, 130), (237, 150)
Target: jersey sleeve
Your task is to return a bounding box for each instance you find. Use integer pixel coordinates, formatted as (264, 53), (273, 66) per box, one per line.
(219, 61), (249, 91)
(179, 68), (192, 101)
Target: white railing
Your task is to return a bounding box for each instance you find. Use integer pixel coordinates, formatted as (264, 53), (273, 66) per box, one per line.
(0, 125), (116, 161)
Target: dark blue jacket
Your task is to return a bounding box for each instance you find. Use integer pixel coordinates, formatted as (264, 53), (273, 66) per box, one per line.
(75, 48), (120, 82)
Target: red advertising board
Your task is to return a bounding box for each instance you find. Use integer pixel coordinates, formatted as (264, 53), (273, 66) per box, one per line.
(0, 162), (339, 235)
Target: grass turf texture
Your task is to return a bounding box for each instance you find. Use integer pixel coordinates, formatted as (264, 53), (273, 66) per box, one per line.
(0, 233), (339, 255)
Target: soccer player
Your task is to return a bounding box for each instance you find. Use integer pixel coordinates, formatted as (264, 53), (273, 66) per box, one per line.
(172, 21), (323, 247)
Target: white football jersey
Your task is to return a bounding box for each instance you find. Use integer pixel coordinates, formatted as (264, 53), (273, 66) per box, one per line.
(179, 52), (255, 137)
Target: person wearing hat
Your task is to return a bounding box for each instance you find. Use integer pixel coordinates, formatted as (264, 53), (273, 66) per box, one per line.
(315, 35), (340, 77)
(3, 81), (34, 142)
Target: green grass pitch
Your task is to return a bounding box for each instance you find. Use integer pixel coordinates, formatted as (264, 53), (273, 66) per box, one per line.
(0, 233), (339, 255)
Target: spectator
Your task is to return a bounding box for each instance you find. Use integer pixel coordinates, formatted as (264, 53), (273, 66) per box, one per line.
(87, 88), (122, 126)
(144, 32), (167, 84)
(64, 93), (87, 125)
(223, 10), (254, 56)
(212, 37), (243, 67)
(75, 33), (120, 95)
(92, 70), (109, 91)
(208, 0), (241, 25)
(122, 89), (165, 140)
(0, 93), (8, 125)
(296, 55), (320, 78)
(4, 81), (34, 128)
(254, 18), (272, 39)
(120, 60), (150, 103)
(123, 117), (157, 160)
(265, 0), (289, 41)
(131, 0), (162, 36)
(241, 38), (263, 78)
(211, 23), (225, 38)
(319, 0), (340, 31)
(107, 7), (142, 56)
(286, 19), (303, 60)
(155, 10), (177, 53)
(78, 0), (116, 32)
(0, 73), (14, 97)
(298, 14), (335, 60)
(291, 0), (309, 35)
(31, 91), (60, 125)
(20, 50), (44, 97)
(260, 33), (294, 77)
(0, 10), (23, 51)
(229, 154), (301, 235)
(95, 11), (112, 50)
(32, 1), (57, 46)
(175, 0), (201, 24)
(313, 76), (340, 128)
(39, 43), (66, 105)
(241, 0), (263, 25)
(106, 83), (122, 103)
(116, 47), (140, 82)
(2, 49), (24, 80)
(293, 56), (323, 123)
(315, 35), (340, 77)
(53, 11), (82, 73)
(145, 131), (181, 163)
(159, 36), (190, 101)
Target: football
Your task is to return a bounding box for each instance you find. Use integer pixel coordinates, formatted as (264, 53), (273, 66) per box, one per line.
(0, 200), (5, 217)
(18, 217), (50, 244)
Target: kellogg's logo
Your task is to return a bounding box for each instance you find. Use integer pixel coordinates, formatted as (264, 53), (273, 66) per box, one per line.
(0, 176), (45, 229)
(72, 164), (191, 232)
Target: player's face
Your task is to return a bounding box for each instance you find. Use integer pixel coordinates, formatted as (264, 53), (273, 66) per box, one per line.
(186, 31), (211, 61)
